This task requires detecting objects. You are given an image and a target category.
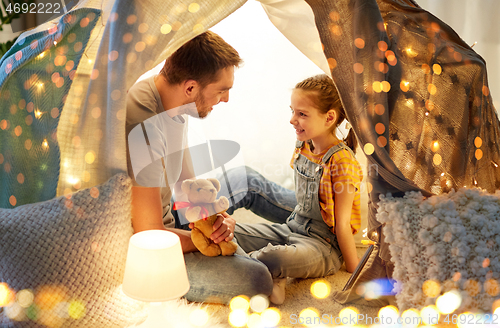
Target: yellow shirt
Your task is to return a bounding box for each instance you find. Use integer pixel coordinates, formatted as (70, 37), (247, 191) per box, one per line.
(290, 141), (362, 234)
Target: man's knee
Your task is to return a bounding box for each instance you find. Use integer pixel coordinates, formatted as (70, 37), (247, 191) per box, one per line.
(240, 259), (273, 296)
(184, 253), (273, 303)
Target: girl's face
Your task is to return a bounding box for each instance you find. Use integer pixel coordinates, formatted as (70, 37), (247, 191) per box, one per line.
(289, 89), (335, 145)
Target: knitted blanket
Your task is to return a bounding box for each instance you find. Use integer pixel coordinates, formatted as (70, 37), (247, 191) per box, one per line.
(0, 174), (146, 327)
(378, 188), (500, 313)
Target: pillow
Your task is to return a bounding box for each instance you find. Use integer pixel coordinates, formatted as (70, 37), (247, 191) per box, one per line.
(378, 188), (500, 313)
(0, 173), (146, 327)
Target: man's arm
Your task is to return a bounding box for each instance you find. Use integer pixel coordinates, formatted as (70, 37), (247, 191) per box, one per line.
(131, 185), (197, 253)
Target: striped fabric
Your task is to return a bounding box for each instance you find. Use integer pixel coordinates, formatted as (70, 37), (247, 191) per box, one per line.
(291, 141), (363, 234)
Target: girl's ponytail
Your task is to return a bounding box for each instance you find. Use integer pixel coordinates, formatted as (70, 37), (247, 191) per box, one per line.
(344, 127), (358, 154)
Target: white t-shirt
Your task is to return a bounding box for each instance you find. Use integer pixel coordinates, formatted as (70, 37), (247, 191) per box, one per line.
(126, 75), (188, 227)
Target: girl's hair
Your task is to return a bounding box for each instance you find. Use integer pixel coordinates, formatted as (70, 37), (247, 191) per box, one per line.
(294, 74), (358, 153)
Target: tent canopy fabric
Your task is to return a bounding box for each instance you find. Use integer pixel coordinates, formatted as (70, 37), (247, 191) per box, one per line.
(1, 0), (499, 228)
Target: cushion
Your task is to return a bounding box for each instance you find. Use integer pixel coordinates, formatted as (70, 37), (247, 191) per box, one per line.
(0, 173), (145, 327)
(378, 188), (500, 312)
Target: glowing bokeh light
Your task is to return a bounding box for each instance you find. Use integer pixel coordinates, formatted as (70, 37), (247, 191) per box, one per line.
(67, 176), (80, 185)
(188, 3), (200, 13)
(364, 143), (374, 155)
(474, 137), (483, 148)
(436, 290), (461, 314)
(193, 24), (204, 34)
(422, 280), (441, 298)
(35, 286), (67, 311)
(135, 41), (146, 52)
(428, 84), (437, 95)
(90, 187), (99, 198)
(354, 38), (365, 49)
(16, 289), (34, 308)
(353, 63), (363, 74)
(375, 104), (385, 115)
(375, 123), (385, 134)
(433, 64), (442, 75)
(55, 302), (70, 319)
(228, 309), (248, 327)
(433, 154), (442, 166)
(485, 279), (499, 296)
(401, 308), (421, 328)
(85, 151), (95, 164)
(249, 294), (269, 313)
(405, 47), (418, 57)
(299, 308), (320, 327)
(230, 295), (250, 312)
(475, 149), (483, 160)
(400, 81), (410, 92)
(431, 141), (440, 152)
(247, 313), (262, 328)
(379, 305), (399, 322)
(372, 81), (382, 93)
(325, 58), (336, 70)
(0, 283), (14, 307)
(381, 81), (391, 92)
(68, 300), (85, 319)
(161, 24), (172, 34)
(5, 302), (24, 320)
(339, 306), (359, 324)
(261, 308), (281, 327)
(464, 279), (480, 297)
(420, 305), (439, 325)
(310, 280), (331, 299)
(377, 136), (387, 147)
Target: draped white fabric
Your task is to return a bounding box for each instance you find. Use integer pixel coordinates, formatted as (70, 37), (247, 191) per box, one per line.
(258, 0), (330, 75)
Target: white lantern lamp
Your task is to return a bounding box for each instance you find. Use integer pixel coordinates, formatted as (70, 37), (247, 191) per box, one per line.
(122, 230), (190, 328)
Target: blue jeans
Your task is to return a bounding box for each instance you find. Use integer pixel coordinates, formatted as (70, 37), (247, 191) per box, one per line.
(175, 166), (297, 304)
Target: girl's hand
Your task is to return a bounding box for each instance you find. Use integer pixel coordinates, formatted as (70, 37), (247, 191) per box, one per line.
(210, 212), (236, 243)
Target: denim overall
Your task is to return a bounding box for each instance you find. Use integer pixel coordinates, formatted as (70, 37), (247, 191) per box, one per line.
(234, 141), (352, 279)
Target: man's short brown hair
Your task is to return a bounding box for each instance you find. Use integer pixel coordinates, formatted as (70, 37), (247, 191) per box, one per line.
(161, 31), (242, 87)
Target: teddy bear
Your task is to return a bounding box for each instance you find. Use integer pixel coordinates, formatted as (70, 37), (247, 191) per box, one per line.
(174, 178), (238, 257)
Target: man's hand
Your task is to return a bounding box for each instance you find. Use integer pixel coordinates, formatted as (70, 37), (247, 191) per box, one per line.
(188, 212), (235, 243)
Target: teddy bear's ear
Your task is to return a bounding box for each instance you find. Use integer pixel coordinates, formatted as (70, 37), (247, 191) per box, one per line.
(207, 178), (221, 192)
(181, 179), (196, 194)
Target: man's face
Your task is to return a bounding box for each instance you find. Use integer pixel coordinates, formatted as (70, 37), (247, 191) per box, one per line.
(193, 66), (234, 119)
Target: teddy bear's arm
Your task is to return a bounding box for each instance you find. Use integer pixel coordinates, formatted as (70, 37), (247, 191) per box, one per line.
(185, 206), (202, 222)
(213, 196), (229, 214)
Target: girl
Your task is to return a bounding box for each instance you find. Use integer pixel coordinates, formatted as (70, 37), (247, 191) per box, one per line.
(234, 74), (362, 304)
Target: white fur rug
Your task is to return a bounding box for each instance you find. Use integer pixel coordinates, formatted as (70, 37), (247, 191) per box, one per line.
(128, 299), (227, 328)
(203, 255), (381, 327)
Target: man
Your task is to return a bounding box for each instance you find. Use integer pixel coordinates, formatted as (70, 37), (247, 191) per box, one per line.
(126, 31), (286, 304)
